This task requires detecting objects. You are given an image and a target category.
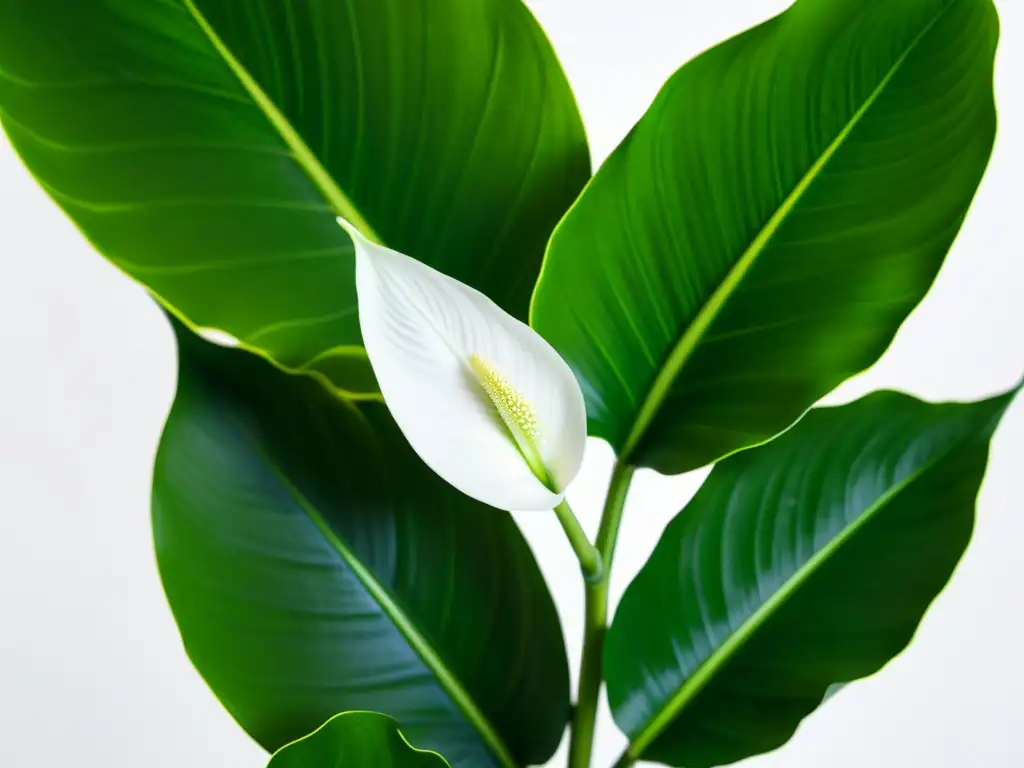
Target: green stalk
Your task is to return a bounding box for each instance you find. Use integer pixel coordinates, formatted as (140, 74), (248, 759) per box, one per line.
(567, 461), (636, 768)
(554, 500), (604, 583)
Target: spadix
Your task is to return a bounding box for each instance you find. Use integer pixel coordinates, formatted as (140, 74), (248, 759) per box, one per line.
(341, 217), (586, 512)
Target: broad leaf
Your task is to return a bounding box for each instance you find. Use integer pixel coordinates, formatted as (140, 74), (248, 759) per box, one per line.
(531, 0), (998, 473)
(267, 712), (450, 768)
(152, 321), (571, 768)
(0, 0), (589, 394)
(604, 387), (1018, 767)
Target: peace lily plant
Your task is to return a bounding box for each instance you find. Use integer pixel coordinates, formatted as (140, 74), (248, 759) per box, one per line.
(0, 0), (1018, 767)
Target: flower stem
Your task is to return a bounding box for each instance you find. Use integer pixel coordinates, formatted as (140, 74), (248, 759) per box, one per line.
(554, 500), (604, 583)
(567, 461), (636, 768)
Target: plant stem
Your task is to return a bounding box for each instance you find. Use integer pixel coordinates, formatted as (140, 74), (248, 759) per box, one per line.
(567, 461), (636, 768)
(554, 499), (604, 583)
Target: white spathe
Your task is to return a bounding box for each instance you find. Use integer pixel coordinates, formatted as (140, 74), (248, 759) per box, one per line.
(341, 217), (587, 512)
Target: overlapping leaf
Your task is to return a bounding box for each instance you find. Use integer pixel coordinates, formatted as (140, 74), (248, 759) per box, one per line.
(605, 387), (1018, 767)
(153, 322), (571, 768)
(532, 0), (998, 473)
(0, 0), (589, 394)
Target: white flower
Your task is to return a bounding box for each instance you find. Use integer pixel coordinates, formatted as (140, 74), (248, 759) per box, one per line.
(340, 217), (587, 512)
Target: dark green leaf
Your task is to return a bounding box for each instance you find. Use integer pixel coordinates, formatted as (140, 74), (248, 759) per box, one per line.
(266, 712), (450, 768)
(531, 0), (998, 473)
(604, 387), (1018, 767)
(152, 321), (570, 768)
(0, 0), (589, 394)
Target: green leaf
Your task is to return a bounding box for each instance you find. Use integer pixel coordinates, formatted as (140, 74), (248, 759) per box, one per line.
(604, 387), (1018, 767)
(531, 0), (998, 473)
(0, 0), (589, 395)
(266, 712), (450, 768)
(152, 321), (571, 768)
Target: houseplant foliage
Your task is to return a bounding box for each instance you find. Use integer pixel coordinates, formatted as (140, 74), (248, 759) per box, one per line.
(0, 0), (589, 396)
(0, 1), (1016, 768)
(155, 318), (570, 767)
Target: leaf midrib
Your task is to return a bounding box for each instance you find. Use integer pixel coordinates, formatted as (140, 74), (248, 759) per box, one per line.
(617, 1), (957, 462)
(179, 0), (382, 244)
(247, 434), (519, 768)
(623, 420), (968, 761)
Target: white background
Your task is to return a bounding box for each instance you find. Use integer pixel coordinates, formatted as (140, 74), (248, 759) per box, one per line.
(1, 1), (1022, 766)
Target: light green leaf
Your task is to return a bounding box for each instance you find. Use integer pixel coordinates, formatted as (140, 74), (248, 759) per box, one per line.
(266, 712), (450, 768)
(0, 0), (589, 395)
(604, 387), (1018, 767)
(153, 319), (571, 768)
(531, 0), (998, 473)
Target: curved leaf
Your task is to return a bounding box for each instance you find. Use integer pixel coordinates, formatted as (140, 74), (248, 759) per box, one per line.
(267, 712), (450, 768)
(152, 321), (571, 768)
(0, 0), (589, 394)
(604, 387), (1018, 767)
(531, 0), (998, 473)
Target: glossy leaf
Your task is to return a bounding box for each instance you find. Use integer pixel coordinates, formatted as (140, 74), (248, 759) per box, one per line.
(0, 0), (589, 394)
(152, 321), (571, 768)
(605, 387), (1018, 767)
(531, 0), (998, 473)
(266, 712), (450, 768)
